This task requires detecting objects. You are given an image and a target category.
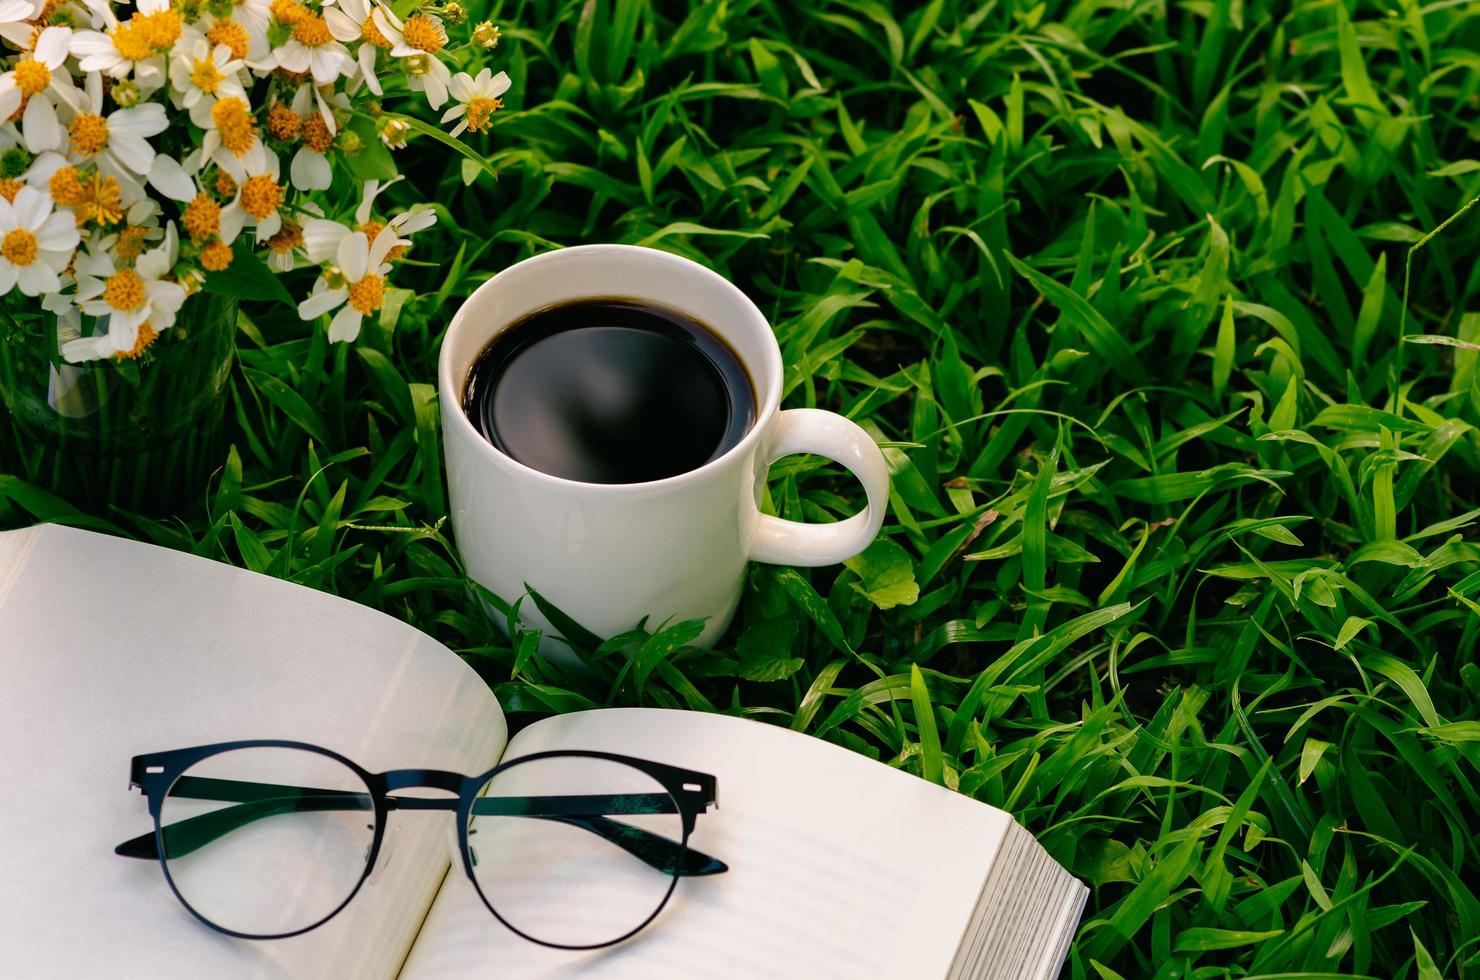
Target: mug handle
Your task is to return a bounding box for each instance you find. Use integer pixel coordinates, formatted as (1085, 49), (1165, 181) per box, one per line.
(749, 408), (891, 567)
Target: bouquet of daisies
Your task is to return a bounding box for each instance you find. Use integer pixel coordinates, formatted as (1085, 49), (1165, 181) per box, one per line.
(0, 0), (508, 362)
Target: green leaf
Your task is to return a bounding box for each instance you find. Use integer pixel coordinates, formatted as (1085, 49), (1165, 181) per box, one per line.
(1427, 159), (1480, 178)
(1299, 737), (1331, 783)
(1212, 296), (1235, 402)
(844, 538), (919, 610)
(523, 585), (603, 655)
(1334, 616), (1373, 651)
(910, 663), (943, 785)
(736, 616), (803, 681)
(1413, 930), (1442, 980)
(1337, 6), (1385, 118)
(1173, 928), (1283, 952)
(1364, 652), (1442, 727)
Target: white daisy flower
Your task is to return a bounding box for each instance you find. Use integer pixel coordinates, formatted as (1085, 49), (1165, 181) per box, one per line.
(196, 90), (262, 164)
(170, 39), (247, 129)
(296, 227), (401, 342)
(178, 16), (266, 65)
(69, 0), (174, 90)
(302, 178), (435, 263)
(441, 68), (510, 137)
(271, 7), (353, 85)
(214, 142), (284, 243)
(61, 72), (169, 183)
(0, 186), (78, 296)
(0, 27), (74, 125)
(371, 7), (451, 108)
(62, 224), (186, 362)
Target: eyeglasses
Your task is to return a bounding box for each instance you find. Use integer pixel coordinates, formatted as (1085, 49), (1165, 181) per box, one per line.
(114, 741), (725, 949)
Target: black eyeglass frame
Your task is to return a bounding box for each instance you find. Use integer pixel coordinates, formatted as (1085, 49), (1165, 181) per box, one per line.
(118, 740), (722, 949)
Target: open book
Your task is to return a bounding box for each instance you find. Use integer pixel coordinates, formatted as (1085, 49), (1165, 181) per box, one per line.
(0, 524), (1086, 979)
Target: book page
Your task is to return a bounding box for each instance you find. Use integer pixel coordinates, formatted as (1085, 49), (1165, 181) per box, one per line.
(400, 708), (1009, 980)
(0, 525), (507, 980)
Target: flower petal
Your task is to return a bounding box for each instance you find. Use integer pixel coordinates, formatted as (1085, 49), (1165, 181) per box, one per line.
(22, 93), (60, 154)
(327, 305), (362, 343)
(0, 84), (20, 127)
(302, 218), (350, 262)
(107, 130), (155, 176)
(146, 154), (195, 202)
(290, 145), (332, 191)
(35, 211), (79, 252)
(16, 261), (59, 297)
(110, 102), (168, 137)
(298, 286), (347, 320)
(337, 231), (369, 282)
(35, 25), (72, 67)
(12, 186), (49, 229)
(219, 201), (246, 245)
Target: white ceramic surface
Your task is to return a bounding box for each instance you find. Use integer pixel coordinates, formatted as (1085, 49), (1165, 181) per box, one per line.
(438, 244), (889, 648)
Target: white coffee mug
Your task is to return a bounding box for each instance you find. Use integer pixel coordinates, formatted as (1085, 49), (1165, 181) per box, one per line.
(438, 244), (889, 648)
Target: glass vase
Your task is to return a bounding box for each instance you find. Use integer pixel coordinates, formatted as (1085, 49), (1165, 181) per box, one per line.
(0, 291), (237, 515)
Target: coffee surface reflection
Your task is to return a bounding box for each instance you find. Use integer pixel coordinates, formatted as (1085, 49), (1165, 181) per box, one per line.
(464, 299), (755, 484)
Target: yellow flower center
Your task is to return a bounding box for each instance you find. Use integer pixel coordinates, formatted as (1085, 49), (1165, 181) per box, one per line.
(270, 0), (306, 24)
(206, 19), (251, 61)
(0, 178), (22, 202)
(79, 173), (123, 226)
(191, 55), (224, 93)
(401, 14), (443, 52)
(301, 112), (333, 153)
(291, 13), (332, 45)
(214, 169), (236, 198)
(1, 228), (37, 266)
(266, 103), (300, 140)
(115, 225), (151, 262)
(360, 13), (389, 47)
(239, 174), (282, 219)
(181, 193), (221, 241)
(13, 58), (50, 97)
(109, 20), (153, 61)
(211, 96), (256, 156)
(48, 166), (86, 207)
(200, 239), (234, 271)
(117, 321), (157, 359)
(464, 96), (501, 133)
(69, 113), (109, 156)
(103, 268), (146, 312)
(136, 9), (182, 49)
(347, 272), (385, 315)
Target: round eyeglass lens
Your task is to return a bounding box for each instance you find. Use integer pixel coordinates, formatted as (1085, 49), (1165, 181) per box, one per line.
(159, 746), (377, 937)
(465, 755), (685, 948)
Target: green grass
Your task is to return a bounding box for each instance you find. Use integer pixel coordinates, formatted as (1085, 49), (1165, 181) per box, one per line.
(5, 0), (1480, 976)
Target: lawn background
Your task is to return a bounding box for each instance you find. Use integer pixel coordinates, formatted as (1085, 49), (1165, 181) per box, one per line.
(3, 0), (1480, 976)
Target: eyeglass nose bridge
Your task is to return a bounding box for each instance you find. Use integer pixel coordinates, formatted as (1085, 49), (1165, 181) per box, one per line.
(380, 769), (467, 795)
(367, 770), (472, 885)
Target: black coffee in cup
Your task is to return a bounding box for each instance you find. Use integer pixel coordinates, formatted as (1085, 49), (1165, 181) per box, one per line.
(463, 298), (755, 484)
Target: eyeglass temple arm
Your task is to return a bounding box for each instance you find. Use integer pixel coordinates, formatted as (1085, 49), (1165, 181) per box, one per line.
(114, 777), (727, 877)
